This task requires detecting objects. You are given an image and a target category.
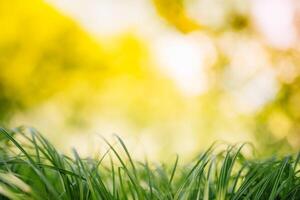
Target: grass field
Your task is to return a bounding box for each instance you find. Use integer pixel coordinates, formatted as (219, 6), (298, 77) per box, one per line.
(0, 127), (299, 200)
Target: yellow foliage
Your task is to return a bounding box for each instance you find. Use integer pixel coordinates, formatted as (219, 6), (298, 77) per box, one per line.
(152, 0), (200, 33)
(0, 0), (184, 130)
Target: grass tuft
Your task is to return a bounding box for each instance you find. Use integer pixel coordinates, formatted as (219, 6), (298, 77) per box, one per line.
(0, 127), (299, 200)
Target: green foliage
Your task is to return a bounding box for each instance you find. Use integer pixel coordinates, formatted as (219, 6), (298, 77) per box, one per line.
(0, 127), (299, 200)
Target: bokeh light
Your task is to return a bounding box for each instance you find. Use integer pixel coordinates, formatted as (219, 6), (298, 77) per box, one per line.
(1, 0), (300, 159)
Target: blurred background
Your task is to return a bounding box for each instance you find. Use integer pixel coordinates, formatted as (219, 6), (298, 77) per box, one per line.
(1, 0), (300, 159)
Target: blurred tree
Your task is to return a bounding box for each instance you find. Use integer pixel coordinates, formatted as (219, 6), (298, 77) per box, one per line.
(0, 0), (184, 135)
(0, 0), (107, 120)
(152, 0), (200, 32)
(152, 0), (300, 151)
(1, 0), (300, 156)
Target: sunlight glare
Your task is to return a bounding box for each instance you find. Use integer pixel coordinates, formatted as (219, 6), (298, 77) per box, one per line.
(251, 0), (297, 49)
(153, 32), (216, 96)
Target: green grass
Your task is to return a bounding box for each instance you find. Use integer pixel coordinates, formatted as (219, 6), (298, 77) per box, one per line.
(0, 127), (299, 200)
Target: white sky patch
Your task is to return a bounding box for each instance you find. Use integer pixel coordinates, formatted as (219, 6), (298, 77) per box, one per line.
(221, 35), (270, 84)
(220, 35), (279, 113)
(46, 0), (162, 37)
(152, 32), (216, 96)
(186, 0), (228, 28)
(251, 0), (297, 49)
(233, 69), (278, 113)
